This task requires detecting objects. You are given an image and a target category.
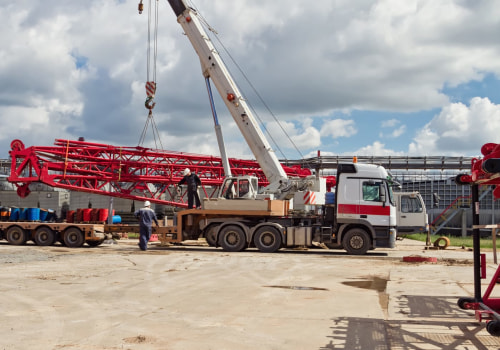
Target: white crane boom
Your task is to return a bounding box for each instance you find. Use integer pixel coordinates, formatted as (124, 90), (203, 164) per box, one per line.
(167, 0), (289, 189)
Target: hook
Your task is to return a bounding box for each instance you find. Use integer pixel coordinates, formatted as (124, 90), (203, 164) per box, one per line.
(145, 96), (156, 110)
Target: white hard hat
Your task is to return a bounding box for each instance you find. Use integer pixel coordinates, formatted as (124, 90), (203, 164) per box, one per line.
(183, 168), (190, 176)
(144, 200), (151, 207)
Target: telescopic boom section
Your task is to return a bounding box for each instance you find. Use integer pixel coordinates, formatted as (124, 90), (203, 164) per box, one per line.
(167, 0), (289, 187)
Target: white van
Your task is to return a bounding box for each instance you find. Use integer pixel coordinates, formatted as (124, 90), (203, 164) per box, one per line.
(394, 191), (428, 236)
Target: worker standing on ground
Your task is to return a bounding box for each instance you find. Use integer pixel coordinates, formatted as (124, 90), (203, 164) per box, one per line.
(178, 168), (202, 209)
(134, 201), (159, 251)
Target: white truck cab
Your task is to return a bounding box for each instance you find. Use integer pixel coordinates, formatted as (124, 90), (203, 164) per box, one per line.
(394, 191), (428, 236)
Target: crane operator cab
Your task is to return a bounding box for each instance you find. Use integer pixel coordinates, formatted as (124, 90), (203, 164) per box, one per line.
(219, 175), (258, 199)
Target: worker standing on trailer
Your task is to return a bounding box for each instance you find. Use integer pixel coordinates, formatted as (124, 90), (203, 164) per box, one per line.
(134, 201), (159, 251)
(178, 168), (202, 209)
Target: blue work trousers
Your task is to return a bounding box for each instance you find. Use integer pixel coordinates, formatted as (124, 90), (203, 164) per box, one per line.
(139, 225), (152, 250)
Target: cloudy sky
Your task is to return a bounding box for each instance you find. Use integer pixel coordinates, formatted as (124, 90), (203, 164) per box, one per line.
(1, 0), (500, 162)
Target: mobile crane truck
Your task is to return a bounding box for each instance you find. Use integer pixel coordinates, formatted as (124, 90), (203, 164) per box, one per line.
(158, 0), (397, 254)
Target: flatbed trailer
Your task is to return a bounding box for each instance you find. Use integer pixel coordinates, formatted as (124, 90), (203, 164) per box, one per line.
(0, 221), (180, 248)
(0, 221), (107, 247)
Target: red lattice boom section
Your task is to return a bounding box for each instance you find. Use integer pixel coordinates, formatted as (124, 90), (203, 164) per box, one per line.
(8, 139), (317, 208)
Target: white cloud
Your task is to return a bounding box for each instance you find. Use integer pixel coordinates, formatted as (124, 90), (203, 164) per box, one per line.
(354, 141), (405, 156)
(266, 119), (321, 152)
(409, 97), (500, 155)
(381, 119), (399, 128)
(320, 119), (358, 138)
(390, 125), (407, 138)
(0, 0), (500, 159)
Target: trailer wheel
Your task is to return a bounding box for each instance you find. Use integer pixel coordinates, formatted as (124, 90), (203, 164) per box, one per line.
(6, 226), (27, 245)
(33, 227), (56, 246)
(218, 225), (246, 252)
(457, 297), (475, 310)
(487, 320), (500, 337)
(204, 224), (219, 247)
(254, 226), (282, 253)
(86, 240), (104, 247)
(342, 228), (370, 255)
(64, 228), (84, 248)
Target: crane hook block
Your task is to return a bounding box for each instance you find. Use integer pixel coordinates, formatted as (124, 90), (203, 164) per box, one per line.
(138, 1), (144, 14)
(145, 96), (156, 110)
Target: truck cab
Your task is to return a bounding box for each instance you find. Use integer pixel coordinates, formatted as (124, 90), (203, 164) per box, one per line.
(334, 163), (397, 251)
(394, 191), (428, 236)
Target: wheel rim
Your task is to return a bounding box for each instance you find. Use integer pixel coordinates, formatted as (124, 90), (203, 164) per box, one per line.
(225, 231), (240, 246)
(68, 233), (78, 244)
(260, 232), (275, 247)
(350, 235), (364, 249)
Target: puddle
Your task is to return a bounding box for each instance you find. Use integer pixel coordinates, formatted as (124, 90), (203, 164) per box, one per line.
(264, 285), (328, 291)
(342, 277), (389, 316)
(342, 277), (387, 292)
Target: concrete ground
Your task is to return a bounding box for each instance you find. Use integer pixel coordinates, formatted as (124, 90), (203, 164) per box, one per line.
(1, 238), (500, 350)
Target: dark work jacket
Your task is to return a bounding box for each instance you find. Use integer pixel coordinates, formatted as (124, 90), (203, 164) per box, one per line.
(134, 207), (158, 227)
(178, 173), (202, 192)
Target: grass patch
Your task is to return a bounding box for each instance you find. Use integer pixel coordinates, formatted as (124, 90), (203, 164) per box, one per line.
(402, 233), (500, 249)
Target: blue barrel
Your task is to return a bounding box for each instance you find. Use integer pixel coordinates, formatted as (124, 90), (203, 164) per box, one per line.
(10, 208), (20, 221)
(27, 208), (40, 221)
(20, 208), (28, 220)
(325, 192), (336, 204)
(112, 215), (121, 224)
(46, 209), (55, 221)
(39, 209), (48, 221)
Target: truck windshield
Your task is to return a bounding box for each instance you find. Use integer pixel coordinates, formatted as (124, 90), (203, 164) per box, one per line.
(401, 195), (423, 213)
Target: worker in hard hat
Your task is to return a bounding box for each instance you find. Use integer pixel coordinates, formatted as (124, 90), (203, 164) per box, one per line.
(178, 168), (202, 209)
(134, 200), (159, 251)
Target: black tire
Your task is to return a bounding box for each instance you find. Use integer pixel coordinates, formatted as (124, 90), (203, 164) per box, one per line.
(6, 226), (27, 245)
(253, 226), (282, 253)
(457, 297), (475, 310)
(487, 320), (500, 337)
(86, 240), (104, 247)
(218, 225), (246, 252)
(64, 227), (85, 248)
(204, 224), (219, 247)
(33, 227), (56, 246)
(342, 228), (370, 255)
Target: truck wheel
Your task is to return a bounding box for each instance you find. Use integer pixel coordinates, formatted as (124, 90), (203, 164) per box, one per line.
(204, 224), (219, 247)
(64, 228), (84, 248)
(342, 228), (370, 255)
(218, 225), (246, 252)
(487, 320), (500, 337)
(33, 227), (56, 246)
(253, 226), (282, 253)
(6, 226), (27, 245)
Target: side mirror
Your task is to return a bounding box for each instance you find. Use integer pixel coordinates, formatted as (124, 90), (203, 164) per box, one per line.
(433, 193), (440, 208)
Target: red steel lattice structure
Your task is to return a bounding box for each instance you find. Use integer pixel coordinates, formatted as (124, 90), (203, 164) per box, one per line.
(8, 139), (320, 208)
(456, 142), (500, 196)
